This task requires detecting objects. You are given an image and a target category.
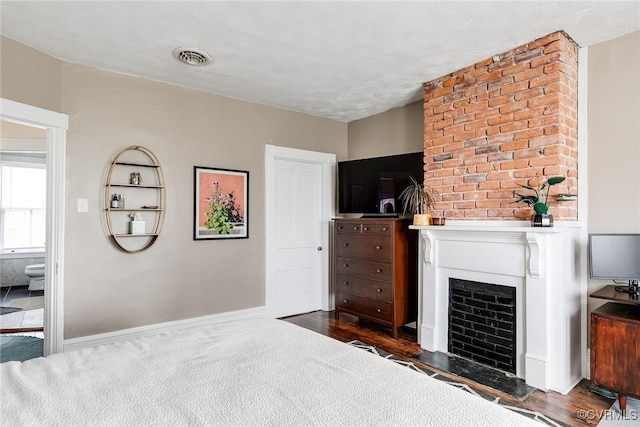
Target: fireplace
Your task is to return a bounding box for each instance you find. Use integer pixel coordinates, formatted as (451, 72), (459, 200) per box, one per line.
(448, 278), (517, 374)
(414, 30), (583, 394)
(412, 222), (583, 393)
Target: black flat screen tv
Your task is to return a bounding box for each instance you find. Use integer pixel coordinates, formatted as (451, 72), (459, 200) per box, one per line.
(337, 151), (424, 216)
(589, 233), (640, 294)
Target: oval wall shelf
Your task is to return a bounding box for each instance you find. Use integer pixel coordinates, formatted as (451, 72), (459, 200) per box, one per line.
(105, 146), (165, 253)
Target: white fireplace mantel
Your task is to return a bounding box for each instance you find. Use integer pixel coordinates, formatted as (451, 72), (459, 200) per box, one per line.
(411, 221), (584, 393)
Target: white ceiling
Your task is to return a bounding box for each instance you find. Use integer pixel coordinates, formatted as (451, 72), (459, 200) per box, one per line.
(1, 1), (639, 122)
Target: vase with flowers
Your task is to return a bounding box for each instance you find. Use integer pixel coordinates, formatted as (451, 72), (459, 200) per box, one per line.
(513, 176), (576, 227)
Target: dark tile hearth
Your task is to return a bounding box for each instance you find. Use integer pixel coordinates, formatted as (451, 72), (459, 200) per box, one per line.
(412, 349), (535, 400)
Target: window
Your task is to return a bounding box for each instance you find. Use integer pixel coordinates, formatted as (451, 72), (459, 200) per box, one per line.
(1, 158), (46, 253)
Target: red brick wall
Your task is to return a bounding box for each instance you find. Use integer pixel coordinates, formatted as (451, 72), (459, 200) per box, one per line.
(423, 31), (578, 221)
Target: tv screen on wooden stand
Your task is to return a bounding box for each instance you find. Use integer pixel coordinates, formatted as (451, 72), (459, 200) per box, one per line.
(589, 233), (640, 294)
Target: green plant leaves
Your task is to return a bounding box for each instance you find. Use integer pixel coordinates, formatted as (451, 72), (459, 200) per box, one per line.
(516, 183), (537, 191)
(534, 202), (549, 214)
(204, 182), (242, 234)
(546, 176), (566, 186)
(513, 176), (573, 214)
(399, 176), (438, 214)
(512, 192), (538, 205)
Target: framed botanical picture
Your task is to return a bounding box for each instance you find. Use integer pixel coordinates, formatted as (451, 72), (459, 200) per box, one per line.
(194, 166), (249, 240)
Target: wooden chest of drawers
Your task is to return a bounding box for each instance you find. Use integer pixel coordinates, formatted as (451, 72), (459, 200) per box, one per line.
(590, 302), (640, 413)
(333, 218), (416, 338)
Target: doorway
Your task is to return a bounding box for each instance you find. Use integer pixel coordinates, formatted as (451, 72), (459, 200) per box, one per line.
(265, 145), (336, 318)
(0, 98), (67, 356)
(0, 141), (47, 348)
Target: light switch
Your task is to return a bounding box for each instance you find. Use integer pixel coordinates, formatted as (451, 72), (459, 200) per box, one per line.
(77, 198), (88, 213)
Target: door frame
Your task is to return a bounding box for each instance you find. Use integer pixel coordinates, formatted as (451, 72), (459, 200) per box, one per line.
(1, 98), (67, 355)
(265, 144), (336, 317)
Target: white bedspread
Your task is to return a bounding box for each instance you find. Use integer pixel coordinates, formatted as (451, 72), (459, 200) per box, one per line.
(1, 318), (540, 426)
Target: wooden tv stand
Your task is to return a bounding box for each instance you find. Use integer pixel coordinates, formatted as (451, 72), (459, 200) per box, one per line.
(590, 285), (640, 305)
(589, 287), (640, 413)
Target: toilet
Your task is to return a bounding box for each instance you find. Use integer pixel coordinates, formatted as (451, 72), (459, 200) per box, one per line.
(24, 263), (45, 291)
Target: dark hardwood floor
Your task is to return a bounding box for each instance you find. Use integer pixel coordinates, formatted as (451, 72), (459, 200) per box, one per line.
(282, 310), (614, 427)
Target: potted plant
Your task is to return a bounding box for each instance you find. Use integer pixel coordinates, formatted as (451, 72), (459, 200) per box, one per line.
(399, 176), (439, 226)
(513, 176), (575, 227)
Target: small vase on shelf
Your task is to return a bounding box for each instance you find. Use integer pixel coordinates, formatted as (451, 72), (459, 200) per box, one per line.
(412, 213), (431, 226)
(531, 214), (553, 227)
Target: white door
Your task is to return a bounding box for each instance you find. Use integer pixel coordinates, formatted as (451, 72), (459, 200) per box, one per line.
(265, 145), (335, 318)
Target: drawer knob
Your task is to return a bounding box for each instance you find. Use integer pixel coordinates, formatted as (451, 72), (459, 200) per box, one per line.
(382, 227), (388, 231)
(353, 226), (359, 231)
(338, 226), (343, 230)
(375, 245), (381, 250)
(376, 268), (382, 273)
(343, 281), (349, 285)
(364, 227), (369, 231)
(343, 264), (349, 268)
(342, 243), (348, 247)
(343, 299), (348, 304)
(376, 288), (382, 293)
(376, 308), (382, 313)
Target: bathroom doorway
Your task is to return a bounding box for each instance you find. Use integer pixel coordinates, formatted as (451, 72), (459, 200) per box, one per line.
(0, 98), (67, 356)
(0, 137), (47, 362)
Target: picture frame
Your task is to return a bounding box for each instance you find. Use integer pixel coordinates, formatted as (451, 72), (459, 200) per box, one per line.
(194, 166), (249, 240)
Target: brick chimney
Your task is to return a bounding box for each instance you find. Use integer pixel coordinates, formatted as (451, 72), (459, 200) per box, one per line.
(423, 31), (578, 221)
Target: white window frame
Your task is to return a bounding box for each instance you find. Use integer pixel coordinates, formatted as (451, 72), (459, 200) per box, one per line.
(0, 157), (47, 255)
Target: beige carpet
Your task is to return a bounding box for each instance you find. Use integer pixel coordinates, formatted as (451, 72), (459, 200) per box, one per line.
(8, 296), (44, 311)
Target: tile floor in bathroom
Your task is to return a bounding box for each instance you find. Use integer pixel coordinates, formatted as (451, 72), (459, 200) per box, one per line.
(1, 285), (44, 335)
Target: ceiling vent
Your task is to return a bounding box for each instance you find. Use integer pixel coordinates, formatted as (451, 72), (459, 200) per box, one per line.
(172, 48), (212, 66)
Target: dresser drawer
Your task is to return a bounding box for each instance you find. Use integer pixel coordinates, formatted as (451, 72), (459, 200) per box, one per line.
(361, 221), (393, 236)
(336, 257), (392, 281)
(335, 221), (362, 234)
(335, 234), (392, 261)
(335, 274), (392, 303)
(336, 292), (392, 323)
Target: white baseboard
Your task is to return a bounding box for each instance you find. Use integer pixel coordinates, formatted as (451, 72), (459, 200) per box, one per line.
(63, 306), (268, 352)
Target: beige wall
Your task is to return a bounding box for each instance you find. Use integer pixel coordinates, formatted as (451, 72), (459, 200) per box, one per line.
(1, 120), (47, 138)
(347, 100), (423, 159)
(1, 37), (347, 338)
(587, 31), (640, 313)
(0, 37), (63, 112)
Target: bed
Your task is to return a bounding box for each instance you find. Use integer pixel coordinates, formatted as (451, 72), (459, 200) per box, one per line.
(1, 318), (540, 426)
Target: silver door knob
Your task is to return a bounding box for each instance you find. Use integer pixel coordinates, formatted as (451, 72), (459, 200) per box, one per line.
(317, 246), (323, 251)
